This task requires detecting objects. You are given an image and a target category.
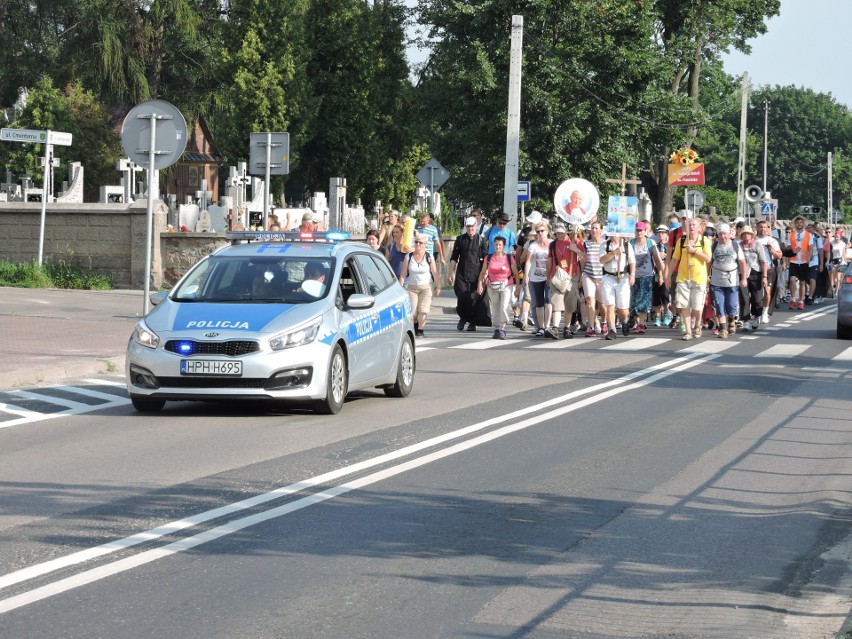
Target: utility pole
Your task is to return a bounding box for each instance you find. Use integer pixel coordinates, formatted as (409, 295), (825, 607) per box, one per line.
(502, 15), (523, 231)
(828, 151), (833, 224)
(735, 73), (749, 220)
(762, 99), (770, 193)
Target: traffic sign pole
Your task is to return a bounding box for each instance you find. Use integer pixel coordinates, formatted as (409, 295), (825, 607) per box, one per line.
(143, 114), (158, 315)
(264, 132), (272, 229)
(37, 140), (54, 265)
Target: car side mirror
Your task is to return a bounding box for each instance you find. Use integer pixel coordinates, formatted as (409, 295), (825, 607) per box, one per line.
(346, 294), (375, 310)
(150, 291), (168, 307)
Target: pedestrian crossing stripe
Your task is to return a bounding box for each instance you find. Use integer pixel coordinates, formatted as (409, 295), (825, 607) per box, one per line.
(832, 347), (852, 362)
(0, 381), (130, 430)
(755, 344), (810, 358)
(602, 338), (670, 351)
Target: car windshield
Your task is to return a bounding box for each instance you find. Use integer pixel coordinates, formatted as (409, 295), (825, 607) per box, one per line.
(171, 255), (335, 304)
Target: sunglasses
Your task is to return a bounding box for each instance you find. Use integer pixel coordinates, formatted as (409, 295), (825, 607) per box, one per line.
(414, 241), (425, 245)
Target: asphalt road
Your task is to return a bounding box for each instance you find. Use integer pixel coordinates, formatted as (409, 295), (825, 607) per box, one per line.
(1, 304), (852, 638)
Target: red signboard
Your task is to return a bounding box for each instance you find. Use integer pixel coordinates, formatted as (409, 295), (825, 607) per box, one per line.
(668, 163), (705, 186)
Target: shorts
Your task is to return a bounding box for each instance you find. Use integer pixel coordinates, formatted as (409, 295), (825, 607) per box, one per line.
(788, 262), (810, 281)
(675, 281), (707, 311)
(407, 283), (433, 315)
(601, 274), (631, 309)
(551, 276), (581, 313)
(711, 285), (738, 318)
(582, 274), (602, 301)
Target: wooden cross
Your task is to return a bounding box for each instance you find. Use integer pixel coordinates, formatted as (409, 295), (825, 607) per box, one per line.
(605, 163), (642, 195)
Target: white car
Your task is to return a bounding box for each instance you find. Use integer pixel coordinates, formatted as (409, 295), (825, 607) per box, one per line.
(126, 232), (415, 414)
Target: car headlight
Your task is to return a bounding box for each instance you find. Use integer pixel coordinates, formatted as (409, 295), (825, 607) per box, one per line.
(132, 320), (161, 349)
(269, 317), (322, 351)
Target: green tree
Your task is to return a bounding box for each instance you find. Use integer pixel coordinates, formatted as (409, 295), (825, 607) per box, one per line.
(744, 85), (852, 219)
(0, 77), (122, 200)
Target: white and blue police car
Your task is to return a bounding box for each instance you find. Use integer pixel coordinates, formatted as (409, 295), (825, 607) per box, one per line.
(126, 231), (415, 414)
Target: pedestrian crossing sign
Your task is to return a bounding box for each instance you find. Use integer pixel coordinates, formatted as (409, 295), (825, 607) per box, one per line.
(760, 201), (776, 217)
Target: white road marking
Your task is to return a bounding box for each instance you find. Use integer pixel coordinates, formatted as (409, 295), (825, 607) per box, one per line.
(9, 390), (93, 411)
(528, 339), (587, 349)
(0, 352), (716, 611)
(755, 344), (810, 358)
(0, 384), (130, 430)
(678, 341), (738, 354)
(832, 347), (852, 362)
(449, 340), (507, 350)
(602, 338), (670, 351)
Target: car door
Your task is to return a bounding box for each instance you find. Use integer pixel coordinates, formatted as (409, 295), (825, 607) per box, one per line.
(336, 256), (382, 386)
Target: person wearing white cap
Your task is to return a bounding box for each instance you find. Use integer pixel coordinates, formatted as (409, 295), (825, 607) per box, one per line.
(448, 216), (489, 331)
(738, 225), (768, 332)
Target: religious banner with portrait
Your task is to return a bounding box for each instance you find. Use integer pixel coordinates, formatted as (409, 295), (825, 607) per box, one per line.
(606, 195), (638, 237)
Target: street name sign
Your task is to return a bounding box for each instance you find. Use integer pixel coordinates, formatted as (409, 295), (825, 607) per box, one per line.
(1, 128), (73, 146)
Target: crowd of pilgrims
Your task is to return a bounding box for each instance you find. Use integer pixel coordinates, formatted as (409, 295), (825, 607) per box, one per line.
(423, 209), (848, 342)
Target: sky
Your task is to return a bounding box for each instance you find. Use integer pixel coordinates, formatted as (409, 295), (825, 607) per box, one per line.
(719, 0), (848, 108)
(408, 1), (851, 109)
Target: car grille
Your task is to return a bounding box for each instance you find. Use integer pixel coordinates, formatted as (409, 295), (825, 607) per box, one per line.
(156, 377), (268, 389)
(164, 340), (259, 357)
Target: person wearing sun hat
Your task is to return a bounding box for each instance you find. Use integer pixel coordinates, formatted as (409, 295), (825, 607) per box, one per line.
(738, 225), (768, 332)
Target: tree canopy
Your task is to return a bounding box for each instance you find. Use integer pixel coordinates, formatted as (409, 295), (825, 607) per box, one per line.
(2, 0), (851, 222)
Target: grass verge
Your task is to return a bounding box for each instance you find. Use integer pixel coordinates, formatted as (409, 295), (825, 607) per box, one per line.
(0, 260), (112, 290)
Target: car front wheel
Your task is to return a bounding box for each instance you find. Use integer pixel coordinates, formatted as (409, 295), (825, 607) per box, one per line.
(315, 344), (347, 414)
(384, 336), (415, 398)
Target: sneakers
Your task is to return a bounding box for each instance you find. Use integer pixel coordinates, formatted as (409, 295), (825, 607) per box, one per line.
(761, 311), (770, 324)
(668, 315), (679, 328)
(585, 326), (595, 337)
(815, 297), (823, 305)
(805, 296), (814, 306)
(622, 320), (630, 336)
(545, 326), (559, 340)
(601, 322), (609, 335)
(499, 328), (506, 340)
(718, 329), (729, 339)
(605, 329), (617, 340)
(415, 329), (425, 338)
(457, 319), (466, 331)
(492, 329), (501, 339)
(512, 318), (523, 330)
(563, 327), (574, 339)
(654, 317), (661, 327)
(663, 312), (673, 326)
(631, 324), (643, 335)
(679, 319), (687, 335)
(797, 300), (805, 310)
(789, 299), (797, 310)
(467, 323), (477, 332)
(518, 320), (528, 332)
(743, 320), (752, 332)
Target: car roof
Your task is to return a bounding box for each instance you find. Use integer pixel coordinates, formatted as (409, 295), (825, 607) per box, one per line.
(214, 232), (369, 260)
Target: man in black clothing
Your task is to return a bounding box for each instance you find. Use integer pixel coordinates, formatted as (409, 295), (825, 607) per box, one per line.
(448, 216), (490, 331)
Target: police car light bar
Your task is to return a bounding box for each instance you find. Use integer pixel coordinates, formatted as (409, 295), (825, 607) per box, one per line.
(227, 231), (351, 244)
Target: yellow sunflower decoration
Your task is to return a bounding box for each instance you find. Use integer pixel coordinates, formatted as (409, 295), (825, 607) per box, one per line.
(670, 147), (699, 165)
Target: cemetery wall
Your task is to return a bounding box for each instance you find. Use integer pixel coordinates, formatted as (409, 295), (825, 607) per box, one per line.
(0, 202), (454, 289)
(0, 200), (167, 289)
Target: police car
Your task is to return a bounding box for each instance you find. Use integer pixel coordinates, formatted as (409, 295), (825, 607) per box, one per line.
(126, 231), (415, 414)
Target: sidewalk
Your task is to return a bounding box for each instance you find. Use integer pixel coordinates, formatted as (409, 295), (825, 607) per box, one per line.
(0, 286), (458, 390)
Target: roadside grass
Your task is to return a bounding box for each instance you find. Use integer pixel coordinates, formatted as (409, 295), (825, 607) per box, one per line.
(0, 260), (112, 290)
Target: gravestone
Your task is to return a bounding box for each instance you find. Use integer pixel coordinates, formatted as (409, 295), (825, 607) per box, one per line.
(57, 162), (84, 203)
